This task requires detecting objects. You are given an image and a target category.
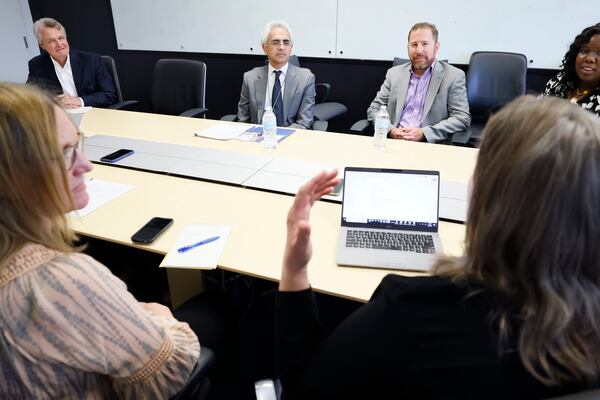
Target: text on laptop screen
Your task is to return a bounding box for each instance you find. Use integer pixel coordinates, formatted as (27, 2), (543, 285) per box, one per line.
(342, 169), (439, 230)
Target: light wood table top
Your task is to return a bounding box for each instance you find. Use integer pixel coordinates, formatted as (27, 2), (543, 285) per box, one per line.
(75, 108), (474, 302)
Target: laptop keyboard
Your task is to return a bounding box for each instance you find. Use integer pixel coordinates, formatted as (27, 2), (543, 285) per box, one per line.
(345, 230), (436, 253)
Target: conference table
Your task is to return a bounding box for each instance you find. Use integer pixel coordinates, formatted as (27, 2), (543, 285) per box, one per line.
(73, 108), (478, 305)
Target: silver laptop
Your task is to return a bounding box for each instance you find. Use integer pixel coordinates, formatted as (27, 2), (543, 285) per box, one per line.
(336, 167), (443, 272)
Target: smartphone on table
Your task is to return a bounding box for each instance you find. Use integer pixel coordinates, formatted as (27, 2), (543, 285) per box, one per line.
(330, 179), (344, 196)
(100, 149), (134, 163)
(131, 217), (174, 244)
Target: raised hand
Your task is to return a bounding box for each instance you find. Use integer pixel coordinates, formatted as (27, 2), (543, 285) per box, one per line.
(280, 169), (340, 292)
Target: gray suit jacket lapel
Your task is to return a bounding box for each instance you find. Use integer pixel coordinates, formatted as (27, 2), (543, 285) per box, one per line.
(395, 65), (411, 122)
(422, 61), (443, 119)
(283, 64), (299, 124)
(254, 66), (268, 122)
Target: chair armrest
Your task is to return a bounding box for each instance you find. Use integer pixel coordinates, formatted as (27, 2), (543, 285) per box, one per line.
(180, 108), (208, 118)
(170, 347), (216, 400)
(194, 347), (216, 377)
(313, 120), (329, 131)
(315, 82), (331, 103)
(108, 100), (139, 110)
(451, 129), (471, 146)
(220, 114), (238, 122)
(313, 102), (347, 121)
(350, 119), (371, 133)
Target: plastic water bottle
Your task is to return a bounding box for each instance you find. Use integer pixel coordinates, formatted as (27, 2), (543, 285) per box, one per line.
(262, 106), (277, 150)
(374, 105), (389, 149)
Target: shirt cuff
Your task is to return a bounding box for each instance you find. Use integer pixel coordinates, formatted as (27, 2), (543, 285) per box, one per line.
(79, 97), (84, 107)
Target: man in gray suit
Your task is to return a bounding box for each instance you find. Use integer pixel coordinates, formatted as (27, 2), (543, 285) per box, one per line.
(237, 21), (316, 129)
(367, 22), (470, 143)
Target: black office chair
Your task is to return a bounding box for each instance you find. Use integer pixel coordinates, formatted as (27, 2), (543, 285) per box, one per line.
(288, 55), (347, 131)
(392, 57), (409, 67)
(152, 59), (208, 118)
(453, 51), (527, 147)
(100, 55), (139, 110)
(170, 347), (216, 400)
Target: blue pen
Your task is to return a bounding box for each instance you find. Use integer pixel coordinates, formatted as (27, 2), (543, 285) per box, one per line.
(177, 236), (220, 253)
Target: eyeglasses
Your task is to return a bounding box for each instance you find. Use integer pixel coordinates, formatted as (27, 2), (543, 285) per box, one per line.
(269, 39), (291, 47)
(62, 132), (84, 170)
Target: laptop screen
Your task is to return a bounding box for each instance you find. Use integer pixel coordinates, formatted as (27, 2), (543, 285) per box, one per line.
(341, 168), (440, 232)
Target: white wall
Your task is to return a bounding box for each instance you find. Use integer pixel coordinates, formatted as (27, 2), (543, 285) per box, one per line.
(110, 0), (596, 69)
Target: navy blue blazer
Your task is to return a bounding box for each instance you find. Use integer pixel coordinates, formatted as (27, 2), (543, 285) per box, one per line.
(27, 50), (117, 108)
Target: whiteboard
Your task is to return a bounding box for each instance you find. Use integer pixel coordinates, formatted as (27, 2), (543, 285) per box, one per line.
(111, 0), (598, 69)
(110, 0), (338, 58)
(336, 0), (597, 68)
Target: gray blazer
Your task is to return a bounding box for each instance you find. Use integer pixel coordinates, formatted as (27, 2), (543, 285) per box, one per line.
(237, 64), (316, 129)
(367, 61), (471, 143)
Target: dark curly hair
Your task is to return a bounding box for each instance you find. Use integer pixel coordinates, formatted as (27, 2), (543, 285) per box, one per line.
(560, 24), (600, 88)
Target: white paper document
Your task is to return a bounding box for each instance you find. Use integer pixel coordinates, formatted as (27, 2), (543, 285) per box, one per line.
(69, 178), (134, 217)
(65, 106), (92, 114)
(193, 124), (249, 140)
(160, 225), (231, 269)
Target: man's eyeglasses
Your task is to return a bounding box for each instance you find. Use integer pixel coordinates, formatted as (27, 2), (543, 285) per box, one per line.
(62, 132), (84, 170)
(269, 39), (291, 48)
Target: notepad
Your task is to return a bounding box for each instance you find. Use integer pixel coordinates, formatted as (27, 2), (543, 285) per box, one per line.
(193, 123), (249, 140)
(160, 225), (231, 269)
(243, 126), (295, 143)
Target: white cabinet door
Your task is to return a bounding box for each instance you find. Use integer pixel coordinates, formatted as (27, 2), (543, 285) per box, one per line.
(0, 0), (39, 83)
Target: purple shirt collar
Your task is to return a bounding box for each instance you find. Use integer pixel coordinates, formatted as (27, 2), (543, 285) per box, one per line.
(398, 60), (436, 128)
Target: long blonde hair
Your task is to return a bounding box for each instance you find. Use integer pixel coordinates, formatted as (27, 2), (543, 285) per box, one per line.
(435, 95), (600, 386)
(0, 83), (76, 267)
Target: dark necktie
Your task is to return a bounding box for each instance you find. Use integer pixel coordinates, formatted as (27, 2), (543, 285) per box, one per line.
(272, 70), (284, 126)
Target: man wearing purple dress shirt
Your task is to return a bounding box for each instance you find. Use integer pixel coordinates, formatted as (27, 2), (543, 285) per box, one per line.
(367, 22), (471, 144)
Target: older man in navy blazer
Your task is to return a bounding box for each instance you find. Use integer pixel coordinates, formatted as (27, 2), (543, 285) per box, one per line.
(237, 20), (316, 129)
(27, 18), (117, 109)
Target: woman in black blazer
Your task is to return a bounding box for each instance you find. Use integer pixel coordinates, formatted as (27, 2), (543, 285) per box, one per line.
(276, 95), (600, 399)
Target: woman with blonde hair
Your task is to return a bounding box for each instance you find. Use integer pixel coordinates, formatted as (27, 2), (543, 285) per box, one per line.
(276, 95), (600, 399)
(0, 82), (200, 399)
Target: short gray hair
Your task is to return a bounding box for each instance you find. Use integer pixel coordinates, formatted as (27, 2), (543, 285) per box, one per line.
(33, 18), (66, 45)
(261, 20), (293, 46)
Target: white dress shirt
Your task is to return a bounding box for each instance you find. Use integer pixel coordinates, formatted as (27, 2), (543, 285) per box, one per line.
(51, 55), (84, 106)
(265, 63), (288, 109)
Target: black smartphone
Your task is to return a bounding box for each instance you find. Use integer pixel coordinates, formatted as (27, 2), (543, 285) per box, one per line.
(131, 217), (174, 244)
(100, 149), (134, 163)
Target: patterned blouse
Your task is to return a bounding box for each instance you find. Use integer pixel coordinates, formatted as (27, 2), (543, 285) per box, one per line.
(0, 243), (200, 399)
(541, 71), (600, 116)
